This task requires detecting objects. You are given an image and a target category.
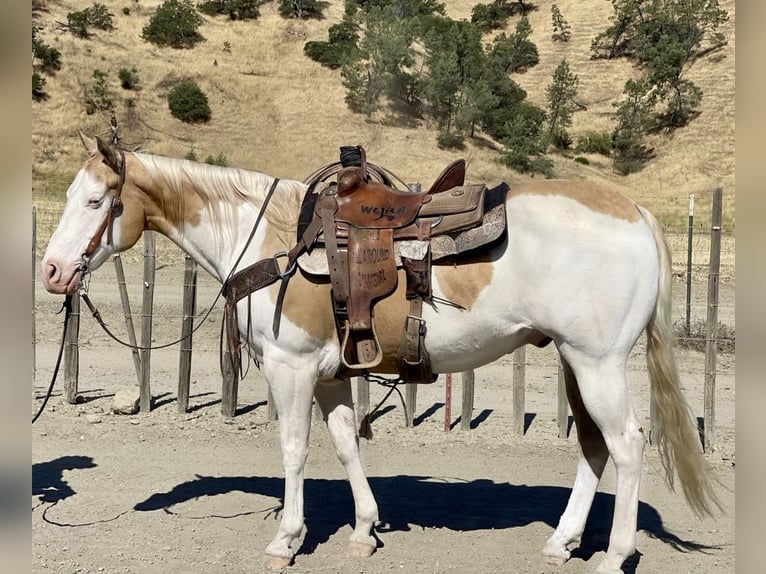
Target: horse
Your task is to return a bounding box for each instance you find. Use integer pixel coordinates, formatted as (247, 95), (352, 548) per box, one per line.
(40, 133), (719, 573)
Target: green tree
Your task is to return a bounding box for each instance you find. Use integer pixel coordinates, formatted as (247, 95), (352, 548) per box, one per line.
(612, 78), (656, 173)
(67, 3), (114, 38)
(545, 59), (578, 148)
(499, 102), (550, 176)
(304, 17), (362, 69)
(591, 0), (646, 59)
(142, 0), (204, 48)
(487, 15), (538, 73)
(340, 5), (416, 116)
(167, 80), (211, 122)
(551, 4), (571, 42)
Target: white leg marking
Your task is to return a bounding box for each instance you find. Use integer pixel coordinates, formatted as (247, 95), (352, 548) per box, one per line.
(314, 379), (379, 556)
(262, 362), (316, 566)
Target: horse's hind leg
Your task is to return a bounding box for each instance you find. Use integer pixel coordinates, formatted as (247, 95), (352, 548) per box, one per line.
(555, 350), (646, 574)
(314, 379), (379, 556)
(543, 358), (609, 566)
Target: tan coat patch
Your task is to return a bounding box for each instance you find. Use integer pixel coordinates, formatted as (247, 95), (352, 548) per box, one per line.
(509, 180), (641, 222)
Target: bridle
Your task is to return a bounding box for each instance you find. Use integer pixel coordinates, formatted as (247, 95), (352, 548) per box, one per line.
(81, 149), (126, 274)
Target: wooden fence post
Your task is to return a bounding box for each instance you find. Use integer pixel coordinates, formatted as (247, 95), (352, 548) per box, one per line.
(32, 207), (36, 383)
(221, 348), (239, 417)
(703, 187), (722, 452)
(178, 255), (197, 413)
(513, 347), (526, 435)
(460, 370), (474, 430)
(139, 232), (156, 412)
(404, 383), (417, 427)
(557, 360), (569, 438)
(63, 295), (80, 404)
(113, 254), (141, 384)
(356, 376), (369, 427)
(443, 373), (452, 432)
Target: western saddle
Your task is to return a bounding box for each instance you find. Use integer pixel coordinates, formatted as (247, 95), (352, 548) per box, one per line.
(223, 146), (508, 385)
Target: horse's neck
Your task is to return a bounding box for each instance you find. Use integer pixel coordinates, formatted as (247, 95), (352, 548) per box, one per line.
(135, 154), (280, 283)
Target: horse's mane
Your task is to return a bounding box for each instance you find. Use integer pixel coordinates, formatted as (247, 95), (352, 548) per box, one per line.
(132, 152), (306, 240)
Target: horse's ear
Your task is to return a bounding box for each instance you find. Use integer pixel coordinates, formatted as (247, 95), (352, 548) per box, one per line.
(96, 135), (123, 174)
(79, 130), (98, 156)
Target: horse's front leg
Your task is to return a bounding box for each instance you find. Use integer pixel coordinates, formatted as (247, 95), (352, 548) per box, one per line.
(261, 360), (316, 570)
(314, 378), (378, 556)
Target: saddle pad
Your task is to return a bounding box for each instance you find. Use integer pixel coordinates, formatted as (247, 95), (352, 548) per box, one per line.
(298, 183), (508, 276)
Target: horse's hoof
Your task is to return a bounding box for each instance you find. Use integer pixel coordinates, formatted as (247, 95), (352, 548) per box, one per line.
(542, 546), (570, 566)
(348, 541), (376, 558)
(266, 554), (292, 571)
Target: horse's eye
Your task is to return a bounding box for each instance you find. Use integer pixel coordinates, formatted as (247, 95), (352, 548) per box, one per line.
(87, 197), (104, 208)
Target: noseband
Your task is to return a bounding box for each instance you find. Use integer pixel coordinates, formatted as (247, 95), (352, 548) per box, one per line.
(83, 150), (126, 263)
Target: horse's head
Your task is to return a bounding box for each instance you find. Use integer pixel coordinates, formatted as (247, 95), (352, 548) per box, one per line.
(41, 132), (146, 294)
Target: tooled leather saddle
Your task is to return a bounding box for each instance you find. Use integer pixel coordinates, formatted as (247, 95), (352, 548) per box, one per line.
(222, 146), (508, 384)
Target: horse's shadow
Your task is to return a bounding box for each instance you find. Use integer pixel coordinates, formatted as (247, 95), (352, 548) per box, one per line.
(134, 473), (716, 568)
(33, 455), (97, 504)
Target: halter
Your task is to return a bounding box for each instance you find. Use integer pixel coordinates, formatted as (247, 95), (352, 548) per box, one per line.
(84, 149), (126, 259)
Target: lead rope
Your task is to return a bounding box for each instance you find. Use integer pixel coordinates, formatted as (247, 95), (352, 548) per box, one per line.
(32, 295), (73, 424)
(358, 373), (410, 440)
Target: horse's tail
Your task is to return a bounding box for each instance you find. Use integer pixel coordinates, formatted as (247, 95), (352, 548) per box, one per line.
(639, 206), (721, 517)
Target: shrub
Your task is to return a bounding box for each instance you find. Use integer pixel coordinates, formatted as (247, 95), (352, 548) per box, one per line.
(84, 68), (113, 114)
(205, 153), (228, 166)
(184, 144), (198, 161)
(87, 3), (115, 30)
(278, 0), (326, 20)
(118, 67), (140, 90)
(142, 0), (204, 48)
(33, 26), (62, 74)
(551, 128), (572, 150)
(67, 10), (91, 38)
(198, 0), (260, 20)
(167, 80), (211, 123)
(674, 319), (735, 354)
(574, 156), (590, 165)
(575, 130), (612, 156)
(32, 72), (47, 101)
(436, 130), (465, 150)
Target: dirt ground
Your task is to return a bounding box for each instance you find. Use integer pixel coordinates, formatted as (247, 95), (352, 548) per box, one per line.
(32, 257), (735, 574)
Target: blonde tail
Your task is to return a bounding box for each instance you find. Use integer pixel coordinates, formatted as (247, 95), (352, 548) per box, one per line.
(639, 206), (721, 517)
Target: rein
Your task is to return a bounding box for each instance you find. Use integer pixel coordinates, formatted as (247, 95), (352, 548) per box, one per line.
(32, 295), (73, 424)
(79, 163), (281, 353)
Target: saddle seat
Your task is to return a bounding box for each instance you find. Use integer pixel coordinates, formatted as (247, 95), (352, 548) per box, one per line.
(299, 148), (508, 377)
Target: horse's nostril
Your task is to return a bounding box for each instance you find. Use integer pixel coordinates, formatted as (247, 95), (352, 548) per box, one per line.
(46, 262), (58, 281)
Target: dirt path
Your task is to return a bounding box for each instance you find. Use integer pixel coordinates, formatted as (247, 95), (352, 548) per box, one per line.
(32, 259), (735, 574)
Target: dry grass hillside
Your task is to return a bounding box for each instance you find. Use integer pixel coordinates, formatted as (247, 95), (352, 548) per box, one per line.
(32, 0), (735, 222)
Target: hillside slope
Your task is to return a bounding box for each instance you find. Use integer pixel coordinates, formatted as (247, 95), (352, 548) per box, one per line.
(31, 0), (735, 215)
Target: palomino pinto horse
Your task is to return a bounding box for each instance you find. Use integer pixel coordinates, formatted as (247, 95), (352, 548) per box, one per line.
(41, 134), (719, 573)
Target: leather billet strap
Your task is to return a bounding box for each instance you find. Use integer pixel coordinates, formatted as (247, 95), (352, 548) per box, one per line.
(85, 150), (126, 257)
